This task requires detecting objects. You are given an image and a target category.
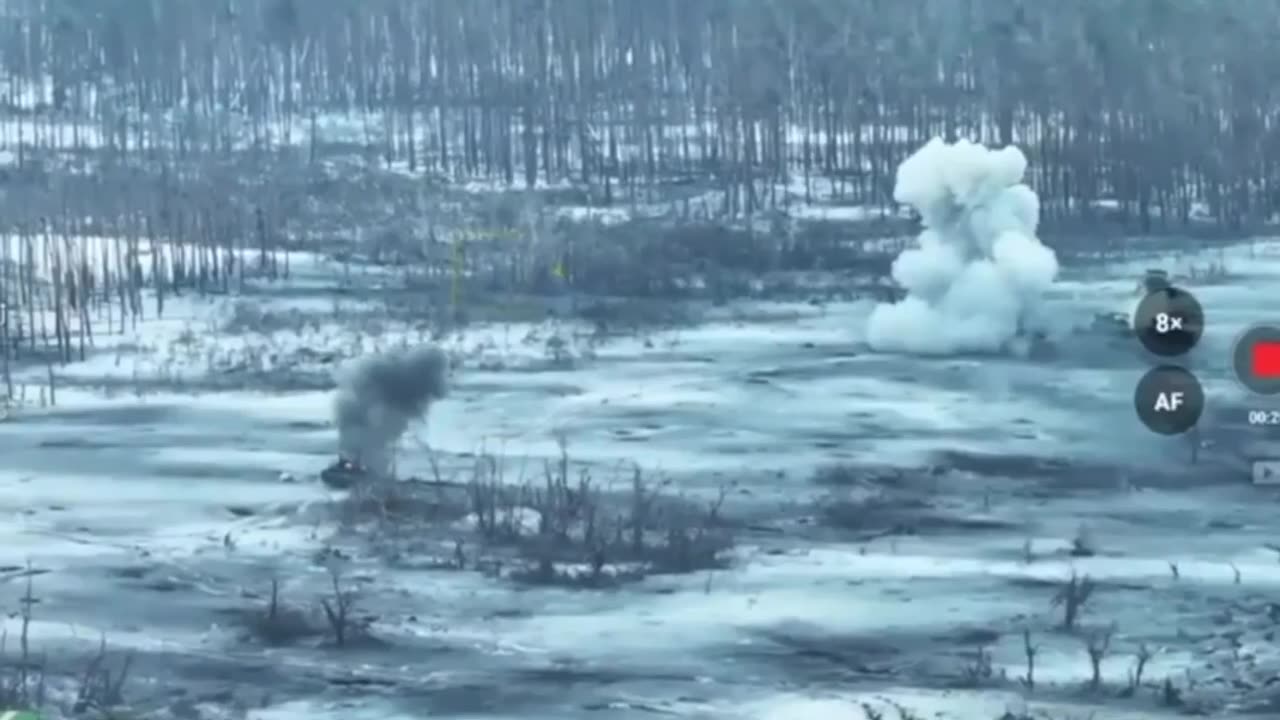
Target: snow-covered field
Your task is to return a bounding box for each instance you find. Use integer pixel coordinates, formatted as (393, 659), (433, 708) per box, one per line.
(2, 239), (1280, 719)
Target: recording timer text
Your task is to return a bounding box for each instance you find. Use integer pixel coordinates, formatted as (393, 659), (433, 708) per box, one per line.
(1247, 409), (1280, 426)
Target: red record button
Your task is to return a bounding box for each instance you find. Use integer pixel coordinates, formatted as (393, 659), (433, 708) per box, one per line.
(1251, 340), (1280, 379)
(1234, 325), (1280, 395)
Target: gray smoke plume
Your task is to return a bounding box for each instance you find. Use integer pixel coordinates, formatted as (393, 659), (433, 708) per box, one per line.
(332, 345), (450, 477)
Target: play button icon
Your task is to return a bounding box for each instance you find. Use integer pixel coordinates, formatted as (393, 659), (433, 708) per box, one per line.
(1252, 460), (1280, 485)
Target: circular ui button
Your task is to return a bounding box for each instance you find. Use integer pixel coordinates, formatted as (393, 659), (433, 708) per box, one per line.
(1233, 324), (1280, 396)
(1135, 365), (1205, 435)
(1133, 287), (1205, 356)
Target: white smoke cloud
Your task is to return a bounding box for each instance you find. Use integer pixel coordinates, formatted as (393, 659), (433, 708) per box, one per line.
(865, 138), (1059, 355)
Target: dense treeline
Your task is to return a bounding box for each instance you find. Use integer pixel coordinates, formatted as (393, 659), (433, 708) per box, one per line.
(1, 0), (1278, 398)
(1, 0), (1277, 231)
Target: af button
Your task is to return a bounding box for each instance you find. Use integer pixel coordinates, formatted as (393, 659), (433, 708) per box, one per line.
(1135, 365), (1205, 435)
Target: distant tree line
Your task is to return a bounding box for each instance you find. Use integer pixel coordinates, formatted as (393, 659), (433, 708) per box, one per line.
(0, 0), (1275, 236)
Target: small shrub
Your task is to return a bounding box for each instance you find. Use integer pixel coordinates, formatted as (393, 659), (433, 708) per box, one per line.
(72, 637), (133, 714)
(0, 571), (133, 717)
(1083, 624), (1114, 690)
(467, 454), (733, 586)
(0, 573), (45, 711)
(961, 645), (995, 686)
(1121, 642), (1153, 697)
(221, 299), (305, 335)
(319, 565), (368, 648)
(888, 703), (925, 720)
(334, 442), (734, 590)
(1052, 572), (1096, 631)
(247, 578), (324, 646)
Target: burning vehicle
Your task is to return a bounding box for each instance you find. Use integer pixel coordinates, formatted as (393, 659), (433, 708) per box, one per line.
(320, 457), (371, 489)
(327, 344), (450, 487)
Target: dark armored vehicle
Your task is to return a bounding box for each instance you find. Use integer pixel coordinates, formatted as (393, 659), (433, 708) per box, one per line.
(320, 458), (368, 489)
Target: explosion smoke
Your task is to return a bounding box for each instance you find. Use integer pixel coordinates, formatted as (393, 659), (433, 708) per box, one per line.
(332, 345), (450, 477)
(866, 138), (1059, 355)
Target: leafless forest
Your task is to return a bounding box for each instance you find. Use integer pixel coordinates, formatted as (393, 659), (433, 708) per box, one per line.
(0, 0), (1277, 391)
